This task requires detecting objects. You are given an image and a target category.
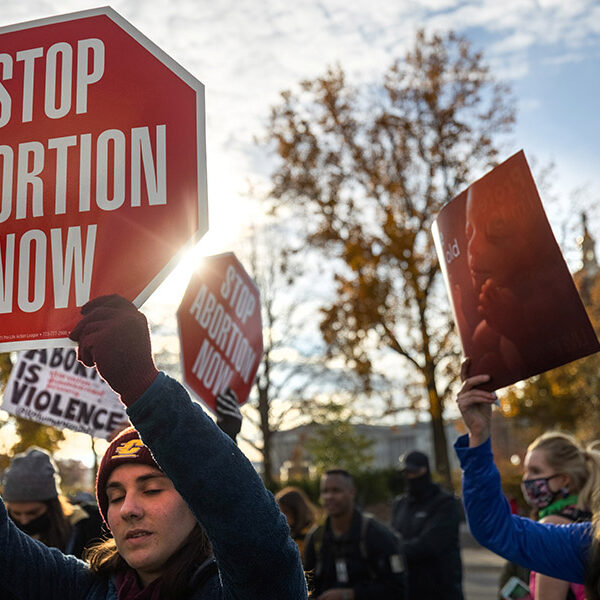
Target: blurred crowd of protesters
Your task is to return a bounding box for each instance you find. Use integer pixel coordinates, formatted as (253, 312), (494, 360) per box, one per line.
(0, 328), (456, 600)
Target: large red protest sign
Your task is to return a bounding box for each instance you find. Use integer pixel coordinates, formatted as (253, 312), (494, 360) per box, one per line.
(432, 150), (599, 391)
(177, 253), (263, 413)
(0, 8), (207, 351)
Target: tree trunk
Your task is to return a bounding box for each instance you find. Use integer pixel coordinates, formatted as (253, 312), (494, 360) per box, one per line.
(257, 380), (275, 488)
(418, 296), (453, 492)
(425, 364), (453, 492)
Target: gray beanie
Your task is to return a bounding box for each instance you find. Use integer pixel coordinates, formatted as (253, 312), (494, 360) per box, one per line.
(3, 447), (60, 502)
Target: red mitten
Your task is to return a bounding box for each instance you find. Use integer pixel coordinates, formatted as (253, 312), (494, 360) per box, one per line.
(69, 295), (159, 407)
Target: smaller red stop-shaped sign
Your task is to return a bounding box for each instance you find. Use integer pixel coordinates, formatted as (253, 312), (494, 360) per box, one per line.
(177, 253), (263, 413)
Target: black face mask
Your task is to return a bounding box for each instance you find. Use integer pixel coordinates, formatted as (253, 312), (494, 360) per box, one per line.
(12, 512), (51, 536)
(406, 472), (431, 497)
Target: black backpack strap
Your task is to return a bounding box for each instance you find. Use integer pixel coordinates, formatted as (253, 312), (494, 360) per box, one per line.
(359, 513), (373, 563)
(306, 523), (326, 576)
(358, 513), (380, 579)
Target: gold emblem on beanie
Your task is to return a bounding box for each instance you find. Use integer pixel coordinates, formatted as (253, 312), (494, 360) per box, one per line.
(114, 439), (145, 458)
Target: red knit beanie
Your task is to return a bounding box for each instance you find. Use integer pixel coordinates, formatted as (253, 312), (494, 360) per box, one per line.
(96, 427), (161, 526)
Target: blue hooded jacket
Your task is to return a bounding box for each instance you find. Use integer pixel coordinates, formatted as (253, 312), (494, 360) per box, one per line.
(455, 433), (592, 584)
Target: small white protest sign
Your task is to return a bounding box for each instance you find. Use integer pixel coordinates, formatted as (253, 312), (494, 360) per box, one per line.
(2, 348), (128, 439)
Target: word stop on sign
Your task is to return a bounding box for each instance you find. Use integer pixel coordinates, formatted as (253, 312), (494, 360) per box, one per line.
(221, 264), (256, 324)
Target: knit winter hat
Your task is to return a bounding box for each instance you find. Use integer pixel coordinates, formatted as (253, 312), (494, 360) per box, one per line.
(96, 427), (161, 526)
(3, 447), (60, 502)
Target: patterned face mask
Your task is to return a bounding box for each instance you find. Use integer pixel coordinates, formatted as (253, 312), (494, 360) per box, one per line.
(521, 474), (562, 509)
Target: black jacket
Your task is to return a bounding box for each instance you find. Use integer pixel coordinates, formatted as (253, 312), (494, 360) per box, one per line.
(391, 484), (464, 600)
(304, 509), (405, 599)
(65, 502), (105, 558)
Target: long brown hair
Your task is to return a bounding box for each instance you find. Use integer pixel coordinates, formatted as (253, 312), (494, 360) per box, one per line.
(275, 486), (319, 539)
(84, 524), (213, 598)
(38, 496), (73, 551)
(586, 536), (600, 600)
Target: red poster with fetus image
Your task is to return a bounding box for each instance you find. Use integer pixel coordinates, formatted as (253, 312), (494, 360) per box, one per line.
(432, 150), (600, 391)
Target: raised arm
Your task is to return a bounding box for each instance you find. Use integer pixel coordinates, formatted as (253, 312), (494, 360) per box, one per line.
(455, 365), (591, 584)
(69, 295), (307, 600)
(0, 502), (99, 600)
(127, 373), (306, 598)
(455, 435), (590, 583)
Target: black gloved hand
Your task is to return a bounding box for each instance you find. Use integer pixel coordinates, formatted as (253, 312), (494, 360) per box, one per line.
(216, 388), (242, 442)
(69, 295), (159, 407)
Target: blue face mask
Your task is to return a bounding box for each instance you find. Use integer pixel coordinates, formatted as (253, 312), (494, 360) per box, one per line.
(521, 474), (564, 509)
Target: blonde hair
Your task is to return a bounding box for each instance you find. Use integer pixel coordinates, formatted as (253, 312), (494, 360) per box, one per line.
(528, 431), (600, 513)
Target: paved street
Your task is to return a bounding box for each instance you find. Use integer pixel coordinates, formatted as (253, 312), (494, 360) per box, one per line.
(463, 544), (505, 599)
(461, 524), (506, 600)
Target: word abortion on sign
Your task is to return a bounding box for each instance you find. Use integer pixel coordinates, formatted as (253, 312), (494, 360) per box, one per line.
(0, 8), (207, 351)
(177, 253), (263, 413)
(2, 348), (128, 439)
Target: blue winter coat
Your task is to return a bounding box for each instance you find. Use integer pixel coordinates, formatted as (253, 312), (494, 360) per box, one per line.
(0, 373), (308, 599)
(455, 434), (591, 584)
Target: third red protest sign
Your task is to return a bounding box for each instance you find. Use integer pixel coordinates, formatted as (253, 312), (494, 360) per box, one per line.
(177, 253), (263, 413)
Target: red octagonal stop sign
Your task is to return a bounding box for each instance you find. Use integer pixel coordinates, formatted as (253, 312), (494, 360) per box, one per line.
(177, 253), (263, 413)
(0, 8), (207, 351)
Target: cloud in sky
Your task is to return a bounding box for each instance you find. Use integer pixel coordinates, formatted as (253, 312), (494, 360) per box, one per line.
(0, 1), (597, 264)
(1, 1), (597, 212)
(0, 0), (598, 271)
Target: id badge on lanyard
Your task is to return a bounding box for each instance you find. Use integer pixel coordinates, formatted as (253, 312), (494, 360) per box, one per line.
(335, 559), (349, 583)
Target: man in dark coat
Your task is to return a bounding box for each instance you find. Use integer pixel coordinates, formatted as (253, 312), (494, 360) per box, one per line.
(391, 451), (464, 600)
(304, 469), (405, 599)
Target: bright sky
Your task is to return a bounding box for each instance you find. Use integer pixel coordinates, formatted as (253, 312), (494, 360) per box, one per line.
(1, 0), (599, 465)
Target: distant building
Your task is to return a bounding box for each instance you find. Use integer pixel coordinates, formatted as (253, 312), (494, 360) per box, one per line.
(271, 420), (463, 480)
